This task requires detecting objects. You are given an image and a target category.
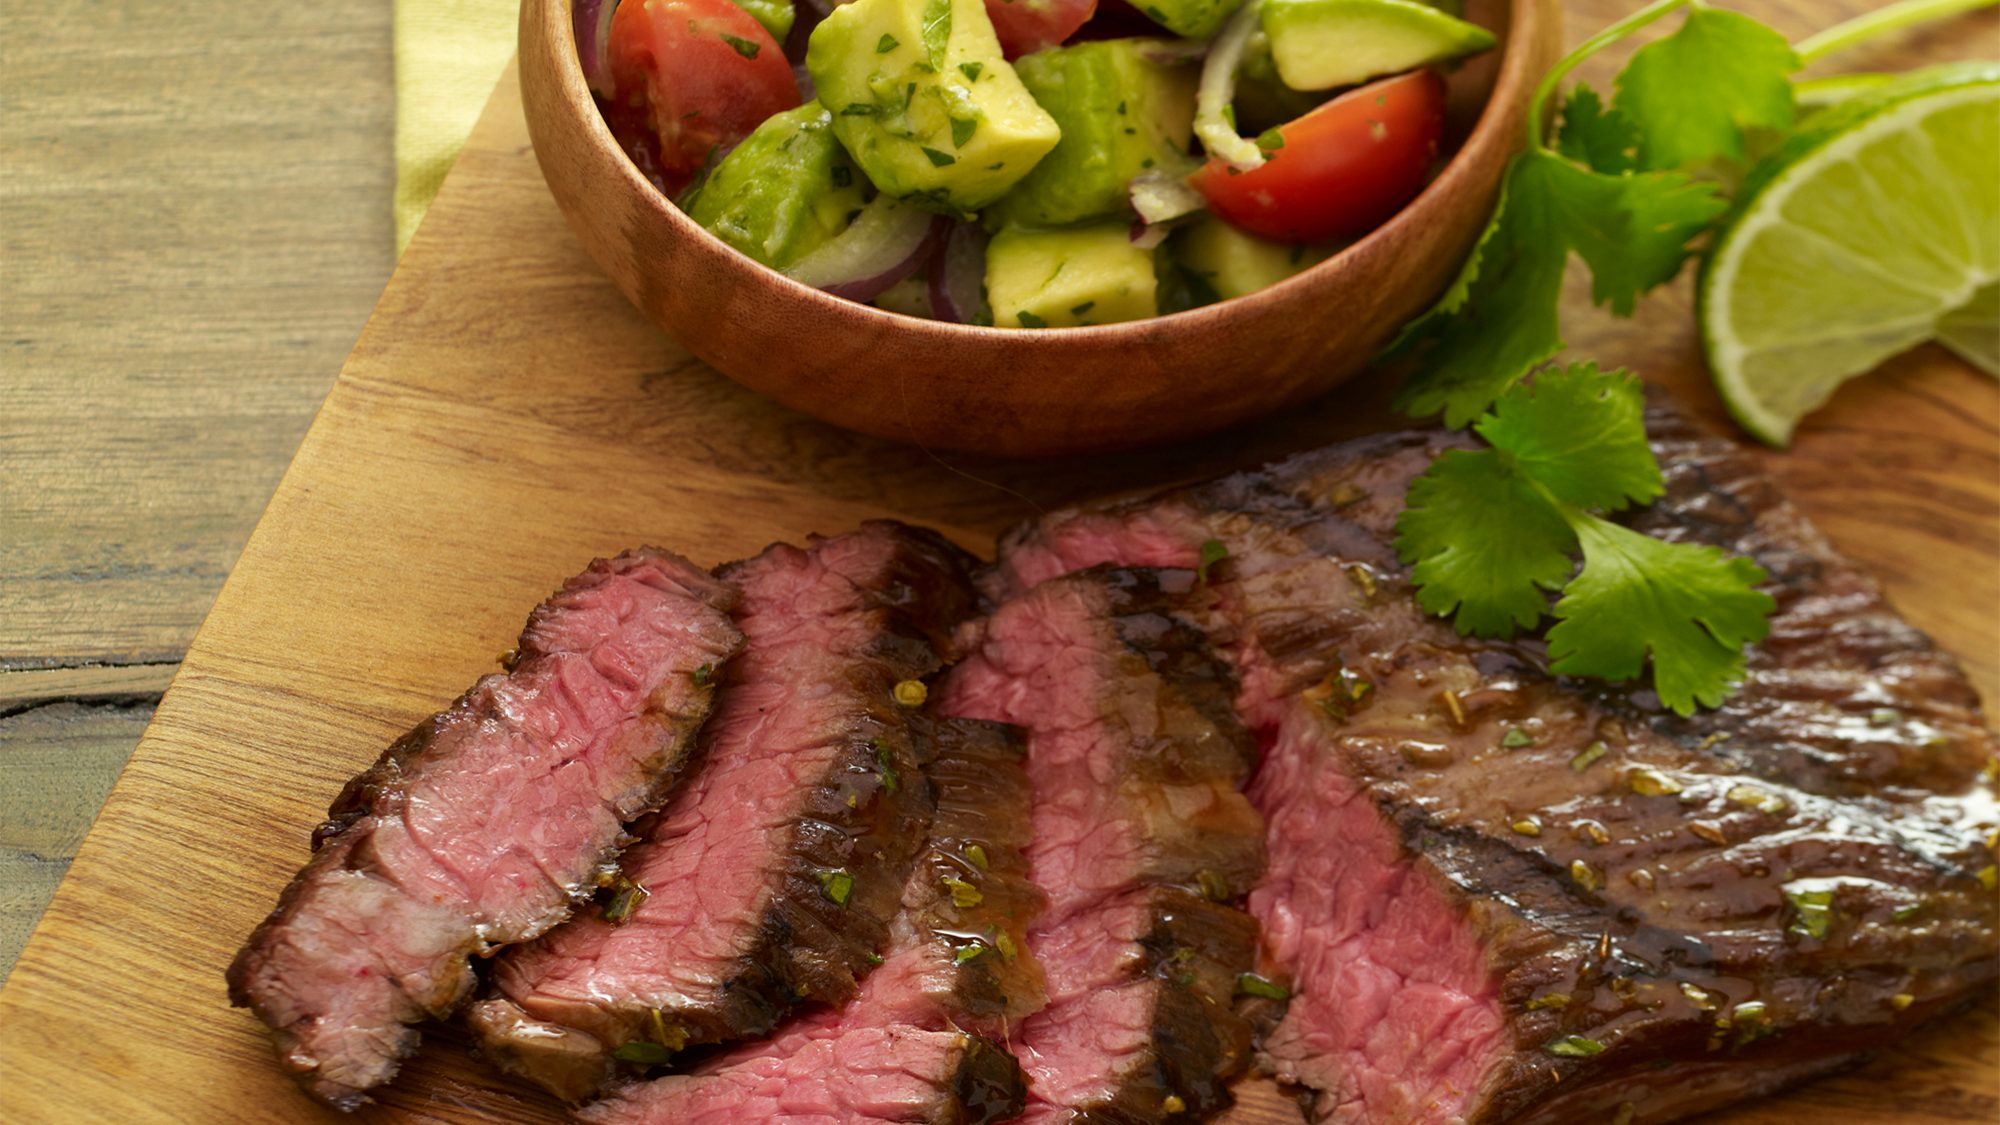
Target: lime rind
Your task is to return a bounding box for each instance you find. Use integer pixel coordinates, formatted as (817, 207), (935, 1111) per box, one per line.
(1701, 63), (2000, 445)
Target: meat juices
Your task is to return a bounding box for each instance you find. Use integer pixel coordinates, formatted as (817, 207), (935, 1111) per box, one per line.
(988, 405), (2000, 1123)
(942, 568), (1266, 1123)
(472, 522), (982, 1100)
(583, 717), (1043, 1124)
(227, 549), (744, 1109)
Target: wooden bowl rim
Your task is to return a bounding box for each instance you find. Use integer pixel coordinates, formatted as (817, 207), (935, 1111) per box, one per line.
(525, 0), (1545, 343)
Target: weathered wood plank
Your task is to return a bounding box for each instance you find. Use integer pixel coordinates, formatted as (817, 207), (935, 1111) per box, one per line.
(0, 0), (397, 972)
(0, 703), (148, 979)
(0, 0), (397, 673)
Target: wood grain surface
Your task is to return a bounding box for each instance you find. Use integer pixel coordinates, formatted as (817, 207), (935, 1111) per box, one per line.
(0, 1), (396, 975)
(0, 1), (1995, 1122)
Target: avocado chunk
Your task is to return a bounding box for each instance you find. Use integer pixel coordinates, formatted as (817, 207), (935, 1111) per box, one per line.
(1261, 0), (1495, 92)
(1174, 216), (1332, 300)
(1232, 30), (1322, 134)
(991, 39), (1199, 229)
(987, 223), (1157, 327)
(729, 0), (795, 43)
(808, 0), (1061, 214)
(1133, 0), (1245, 42)
(688, 104), (869, 269)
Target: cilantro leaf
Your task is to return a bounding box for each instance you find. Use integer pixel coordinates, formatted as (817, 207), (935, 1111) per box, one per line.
(1555, 84), (1639, 175)
(920, 0), (952, 70)
(1391, 157), (1568, 425)
(1612, 5), (1799, 171)
(1528, 154), (1727, 316)
(1476, 364), (1664, 512)
(1395, 152), (1723, 422)
(1395, 449), (1577, 636)
(1546, 513), (1775, 715)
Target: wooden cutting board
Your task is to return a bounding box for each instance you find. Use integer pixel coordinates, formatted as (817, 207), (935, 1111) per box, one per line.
(1, 9), (1995, 1122)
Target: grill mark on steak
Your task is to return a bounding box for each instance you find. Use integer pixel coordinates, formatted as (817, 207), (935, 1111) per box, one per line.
(226, 549), (743, 1110)
(986, 402), (1999, 1124)
(472, 522), (981, 1101)
(579, 716), (1040, 1125)
(941, 568), (1265, 1123)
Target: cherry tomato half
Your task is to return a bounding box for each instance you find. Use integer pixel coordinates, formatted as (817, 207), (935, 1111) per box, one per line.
(986, 0), (1098, 59)
(1191, 69), (1448, 244)
(609, 0), (799, 191)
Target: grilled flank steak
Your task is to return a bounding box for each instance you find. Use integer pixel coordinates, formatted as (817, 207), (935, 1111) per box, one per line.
(583, 716), (1041, 1124)
(942, 568), (1266, 1123)
(227, 549), (743, 1109)
(473, 522), (981, 1100)
(986, 404), (2000, 1123)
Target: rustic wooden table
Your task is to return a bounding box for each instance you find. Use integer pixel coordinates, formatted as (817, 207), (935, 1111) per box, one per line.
(0, 2), (396, 975)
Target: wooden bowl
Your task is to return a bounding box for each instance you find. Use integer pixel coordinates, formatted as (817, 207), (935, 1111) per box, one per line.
(519, 0), (1559, 456)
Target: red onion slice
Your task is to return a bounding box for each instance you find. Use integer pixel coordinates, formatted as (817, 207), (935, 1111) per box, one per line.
(1130, 171), (1206, 226)
(575, 0), (619, 99)
(785, 196), (945, 303)
(927, 222), (988, 323)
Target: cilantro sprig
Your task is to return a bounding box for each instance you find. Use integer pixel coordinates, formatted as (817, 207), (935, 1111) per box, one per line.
(1390, 0), (1814, 713)
(1395, 365), (1776, 714)
(1394, 0), (1798, 423)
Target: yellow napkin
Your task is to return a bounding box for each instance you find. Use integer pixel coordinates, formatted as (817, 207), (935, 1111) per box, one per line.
(394, 0), (521, 254)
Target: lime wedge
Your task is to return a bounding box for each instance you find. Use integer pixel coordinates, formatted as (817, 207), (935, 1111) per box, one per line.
(1699, 61), (2000, 446)
(1793, 72), (1893, 112)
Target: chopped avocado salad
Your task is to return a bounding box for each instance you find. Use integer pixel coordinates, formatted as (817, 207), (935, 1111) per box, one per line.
(575, 0), (1495, 326)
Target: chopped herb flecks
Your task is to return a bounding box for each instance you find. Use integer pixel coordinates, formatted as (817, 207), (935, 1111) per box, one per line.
(818, 868), (854, 906)
(1196, 538), (1228, 582)
(1235, 973), (1290, 1000)
(720, 33), (760, 59)
(1546, 1035), (1606, 1058)
(612, 1041), (672, 1065)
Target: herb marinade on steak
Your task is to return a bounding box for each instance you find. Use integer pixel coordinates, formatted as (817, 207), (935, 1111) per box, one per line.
(227, 549), (744, 1110)
(583, 716), (1042, 1124)
(987, 404), (2000, 1123)
(472, 522), (982, 1100)
(941, 568), (1267, 1123)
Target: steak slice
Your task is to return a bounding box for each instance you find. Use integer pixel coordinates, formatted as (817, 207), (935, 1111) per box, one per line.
(580, 717), (1042, 1124)
(987, 403), (2000, 1123)
(226, 549), (743, 1110)
(940, 568), (1265, 1123)
(472, 522), (981, 1100)
(578, 1028), (1025, 1125)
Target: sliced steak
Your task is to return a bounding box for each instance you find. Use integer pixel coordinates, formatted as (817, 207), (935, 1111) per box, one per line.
(226, 549), (743, 1110)
(578, 1028), (1025, 1125)
(987, 403), (2000, 1123)
(472, 522), (981, 1100)
(941, 568), (1265, 1123)
(581, 717), (1042, 1125)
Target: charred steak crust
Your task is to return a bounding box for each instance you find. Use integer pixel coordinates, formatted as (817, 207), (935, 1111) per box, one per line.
(886, 715), (1048, 1028)
(941, 568), (1266, 1123)
(987, 403), (2000, 1124)
(226, 549), (744, 1110)
(474, 522), (984, 1099)
(575, 716), (1040, 1125)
